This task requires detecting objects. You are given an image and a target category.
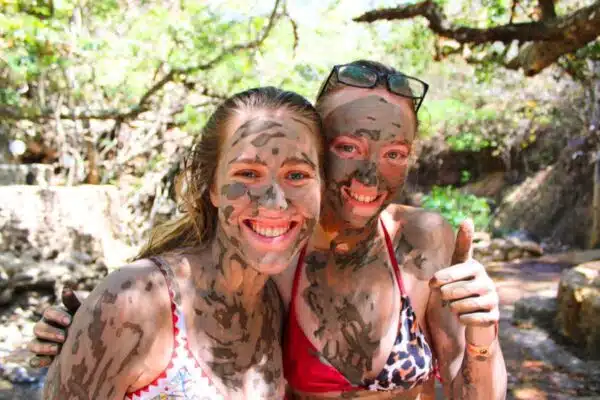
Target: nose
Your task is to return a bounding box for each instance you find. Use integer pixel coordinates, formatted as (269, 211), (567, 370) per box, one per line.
(355, 161), (378, 187)
(258, 182), (288, 211)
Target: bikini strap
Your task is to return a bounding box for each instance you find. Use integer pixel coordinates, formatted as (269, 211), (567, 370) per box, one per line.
(380, 219), (407, 295)
(149, 256), (189, 342)
(289, 246), (308, 309)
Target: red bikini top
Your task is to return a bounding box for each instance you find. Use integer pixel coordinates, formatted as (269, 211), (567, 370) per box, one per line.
(283, 219), (436, 394)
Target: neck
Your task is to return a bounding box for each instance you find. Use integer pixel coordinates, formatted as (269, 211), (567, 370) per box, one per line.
(315, 200), (380, 252)
(202, 225), (271, 309)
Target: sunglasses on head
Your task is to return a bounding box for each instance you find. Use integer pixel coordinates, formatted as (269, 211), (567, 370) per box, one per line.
(316, 63), (429, 113)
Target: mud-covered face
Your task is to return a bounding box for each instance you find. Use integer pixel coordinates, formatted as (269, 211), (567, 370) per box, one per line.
(321, 93), (416, 227)
(211, 112), (322, 274)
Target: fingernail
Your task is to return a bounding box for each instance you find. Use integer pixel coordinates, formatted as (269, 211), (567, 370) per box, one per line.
(62, 316), (71, 325)
(56, 333), (65, 342)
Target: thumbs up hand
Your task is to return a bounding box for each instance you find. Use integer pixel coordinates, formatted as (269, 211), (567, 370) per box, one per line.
(429, 219), (499, 327)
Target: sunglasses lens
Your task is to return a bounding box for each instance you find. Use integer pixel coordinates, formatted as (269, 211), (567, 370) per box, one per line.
(337, 65), (377, 88)
(388, 74), (423, 98)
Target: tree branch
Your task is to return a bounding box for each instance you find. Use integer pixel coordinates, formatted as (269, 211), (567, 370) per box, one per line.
(2, 0), (282, 122)
(509, 0), (518, 24)
(507, 38), (596, 76)
(538, 0), (557, 21)
(354, 0), (600, 75)
(354, 0), (600, 44)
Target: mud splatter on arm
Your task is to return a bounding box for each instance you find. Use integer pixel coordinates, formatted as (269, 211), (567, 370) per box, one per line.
(43, 265), (163, 400)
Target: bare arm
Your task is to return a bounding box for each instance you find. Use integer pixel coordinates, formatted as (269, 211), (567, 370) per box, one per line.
(427, 220), (507, 400)
(43, 261), (166, 400)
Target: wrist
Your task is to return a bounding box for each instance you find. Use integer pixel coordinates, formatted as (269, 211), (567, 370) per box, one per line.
(466, 322), (498, 346)
(465, 322), (498, 360)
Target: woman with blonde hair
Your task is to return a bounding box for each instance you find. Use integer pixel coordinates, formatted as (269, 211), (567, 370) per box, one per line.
(39, 86), (325, 399)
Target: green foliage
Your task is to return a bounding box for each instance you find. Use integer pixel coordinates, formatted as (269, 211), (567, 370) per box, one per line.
(421, 186), (492, 231)
(460, 170), (472, 184)
(447, 131), (495, 152)
(0, 0), (585, 193)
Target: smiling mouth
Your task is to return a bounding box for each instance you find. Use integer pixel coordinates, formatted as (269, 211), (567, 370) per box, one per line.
(342, 187), (383, 204)
(244, 220), (298, 238)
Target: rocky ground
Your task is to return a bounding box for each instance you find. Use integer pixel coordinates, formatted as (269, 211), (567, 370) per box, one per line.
(0, 256), (107, 400)
(492, 259), (600, 399)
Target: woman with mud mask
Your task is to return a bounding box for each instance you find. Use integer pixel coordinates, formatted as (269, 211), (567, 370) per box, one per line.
(37, 86), (324, 399)
(278, 61), (507, 399)
(31, 61), (506, 399)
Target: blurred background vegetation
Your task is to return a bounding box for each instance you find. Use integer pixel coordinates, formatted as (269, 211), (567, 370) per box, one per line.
(1, 0), (599, 248)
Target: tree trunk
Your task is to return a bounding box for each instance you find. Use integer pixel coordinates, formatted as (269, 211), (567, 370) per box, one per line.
(587, 60), (600, 249)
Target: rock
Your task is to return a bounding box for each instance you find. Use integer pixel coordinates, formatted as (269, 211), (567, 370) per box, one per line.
(474, 233), (544, 263)
(11, 262), (71, 291)
(0, 186), (133, 268)
(505, 230), (540, 242)
(492, 248), (505, 261)
(538, 249), (600, 265)
(520, 240), (544, 256)
(580, 292), (600, 358)
(473, 231), (491, 243)
(555, 261), (600, 358)
(513, 295), (557, 329)
(0, 362), (37, 384)
(0, 266), (13, 306)
(462, 171), (506, 198)
(0, 164), (57, 186)
(506, 248), (524, 261)
(492, 140), (594, 249)
(489, 238), (506, 251)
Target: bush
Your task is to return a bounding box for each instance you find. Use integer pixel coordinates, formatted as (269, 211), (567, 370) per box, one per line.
(421, 186), (492, 231)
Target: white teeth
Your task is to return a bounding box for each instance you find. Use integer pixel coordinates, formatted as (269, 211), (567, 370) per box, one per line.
(249, 222), (291, 238)
(349, 191), (377, 203)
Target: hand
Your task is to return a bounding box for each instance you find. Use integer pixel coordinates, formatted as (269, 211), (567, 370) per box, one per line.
(429, 219), (499, 328)
(28, 288), (83, 368)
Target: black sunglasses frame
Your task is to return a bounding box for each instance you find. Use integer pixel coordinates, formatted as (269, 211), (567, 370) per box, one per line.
(316, 64), (429, 113)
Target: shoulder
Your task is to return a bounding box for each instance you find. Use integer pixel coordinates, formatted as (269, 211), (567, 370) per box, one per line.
(383, 205), (455, 276)
(44, 259), (172, 399)
(81, 258), (171, 320)
(384, 204), (454, 248)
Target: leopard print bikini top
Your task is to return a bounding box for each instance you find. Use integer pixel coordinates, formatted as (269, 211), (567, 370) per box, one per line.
(283, 219), (437, 394)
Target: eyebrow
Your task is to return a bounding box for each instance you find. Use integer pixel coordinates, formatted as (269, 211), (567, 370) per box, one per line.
(352, 128), (381, 141)
(281, 155), (316, 170)
(386, 140), (411, 146)
(291, 117), (315, 134)
(227, 156), (268, 166)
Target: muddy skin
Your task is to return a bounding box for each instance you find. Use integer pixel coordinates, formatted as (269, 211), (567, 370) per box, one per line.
(297, 95), (419, 387)
(215, 116), (321, 268)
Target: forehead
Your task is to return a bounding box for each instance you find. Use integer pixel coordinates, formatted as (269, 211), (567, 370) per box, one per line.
(224, 110), (316, 148)
(321, 91), (416, 142)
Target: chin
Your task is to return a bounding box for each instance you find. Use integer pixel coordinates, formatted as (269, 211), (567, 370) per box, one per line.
(339, 206), (381, 228)
(247, 252), (296, 276)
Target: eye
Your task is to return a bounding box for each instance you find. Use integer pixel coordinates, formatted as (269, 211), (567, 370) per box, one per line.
(336, 144), (357, 153)
(384, 149), (408, 160)
(235, 170), (259, 179)
(286, 171), (313, 182)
